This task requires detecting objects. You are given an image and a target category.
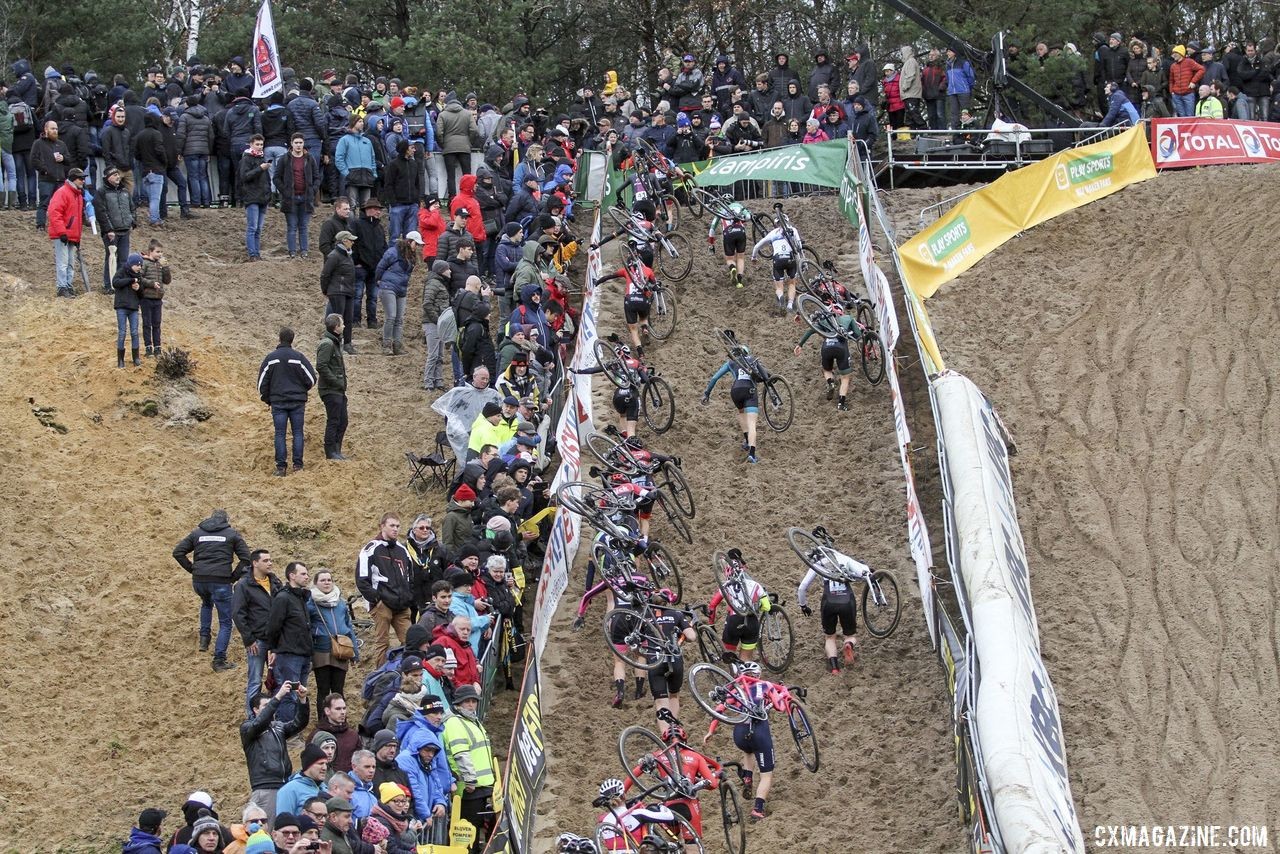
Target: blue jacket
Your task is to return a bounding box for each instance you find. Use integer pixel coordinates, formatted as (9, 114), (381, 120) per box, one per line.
(494, 236), (525, 292)
(121, 828), (164, 854)
(335, 131), (377, 177)
(306, 597), (359, 658)
(945, 58), (975, 95)
(507, 285), (549, 344)
(348, 769), (378, 819)
(449, 591), (491, 655)
(394, 714), (452, 819)
(374, 244), (415, 298)
(274, 771), (322, 818)
(1102, 90), (1140, 127)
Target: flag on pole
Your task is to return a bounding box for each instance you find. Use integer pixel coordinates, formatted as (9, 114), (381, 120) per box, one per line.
(251, 0), (282, 99)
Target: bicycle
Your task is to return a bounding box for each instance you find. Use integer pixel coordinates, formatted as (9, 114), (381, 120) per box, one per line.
(785, 526), (901, 638)
(715, 328), (793, 433)
(591, 334), (677, 434)
(794, 292), (885, 386)
(602, 599), (704, 673)
(617, 721), (748, 854)
(618, 244), (679, 342)
(606, 205), (693, 282)
(711, 551), (794, 674)
(594, 780), (705, 853)
(754, 208), (821, 273)
(686, 663), (820, 773)
(585, 427), (695, 519)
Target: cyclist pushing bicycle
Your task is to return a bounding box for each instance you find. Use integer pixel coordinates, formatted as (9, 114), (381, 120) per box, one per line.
(793, 303), (862, 412)
(750, 202), (805, 314)
(701, 329), (771, 464)
(595, 777), (689, 853)
(706, 548), (772, 663)
(623, 712), (723, 848)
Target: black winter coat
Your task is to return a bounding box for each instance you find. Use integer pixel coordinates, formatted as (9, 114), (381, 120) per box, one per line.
(134, 116), (166, 174)
(257, 344), (316, 406)
(97, 182), (134, 233)
(261, 105), (292, 147)
(232, 572), (283, 646)
(223, 98), (262, 150)
(176, 105), (213, 156)
(30, 136), (70, 182)
(240, 695), (309, 791)
(267, 585), (314, 655)
(321, 247), (356, 297)
(237, 150), (271, 206)
(287, 95), (326, 141)
(384, 155), (422, 206)
(275, 152), (319, 213)
(101, 124), (132, 169)
(111, 265), (143, 311)
(172, 509), (253, 583)
(352, 215), (388, 271)
(355, 538), (415, 612)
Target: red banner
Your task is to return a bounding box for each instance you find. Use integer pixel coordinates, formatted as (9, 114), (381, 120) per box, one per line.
(1150, 117), (1280, 167)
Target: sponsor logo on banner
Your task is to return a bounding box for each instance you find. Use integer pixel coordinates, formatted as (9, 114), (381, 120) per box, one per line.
(1156, 124), (1180, 161)
(921, 214), (974, 271)
(1054, 152), (1114, 198)
(1235, 123), (1264, 157)
(1151, 118), (1280, 167)
(500, 654), (545, 853)
(703, 149), (811, 179)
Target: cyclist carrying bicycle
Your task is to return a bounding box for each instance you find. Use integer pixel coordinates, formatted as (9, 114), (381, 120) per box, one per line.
(573, 341), (652, 437)
(644, 591), (698, 725)
(750, 202), (804, 314)
(701, 329), (770, 464)
(701, 660), (776, 822)
(596, 254), (658, 354)
(624, 713), (722, 850)
(595, 777), (687, 853)
(707, 548), (772, 662)
(796, 527), (875, 670)
(706, 197), (752, 288)
(793, 304), (862, 412)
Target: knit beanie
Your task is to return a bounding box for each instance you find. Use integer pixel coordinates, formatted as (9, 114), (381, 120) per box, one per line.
(300, 742), (328, 772)
(379, 782), (410, 803)
(371, 729), (400, 754)
(191, 815), (222, 841)
(310, 730), (338, 749)
(453, 483), (477, 502)
(244, 830), (275, 854)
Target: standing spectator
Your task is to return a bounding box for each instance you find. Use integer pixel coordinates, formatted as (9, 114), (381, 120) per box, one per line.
(288, 78), (327, 171)
(157, 108), (194, 220)
(446, 569), (493, 656)
(173, 507), (251, 669)
(260, 92), (292, 198)
(474, 167), (507, 276)
(846, 49), (877, 101)
(237, 134), (271, 261)
(318, 197), (352, 258)
(374, 232), (422, 355)
(352, 198), (388, 329)
(122, 808), (167, 854)
(356, 513), (416, 667)
(0, 90), (15, 210)
(779, 80), (811, 122)
(308, 567), (359, 700)
(321, 232), (358, 354)
(1094, 33), (1128, 114)
(1234, 42), (1272, 119)
(222, 87), (261, 193)
(432, 614), (480, 690)
(30, 119), (69, 228)
(241, 680), (310, 818)
(808, 49), (840, 102)
(450, 174), (487, 266)
(767, 52), (800, 99)
(320, 797), (358, 853)
(442, 685), (497, 852)
(276, 742), (330, 819)
(898, 46), (924, 128)
(421, 260), (452, 391)
(944, 46), (975, 127)
(138, 239), (170, 357)
(267, 560), (316, 724)
(921, 48), (948, 128)
(100, 104), (133, 196)
(7, 81), (39, 210)
(394, 708), (450, 828)
(166, 793), (231, 851)
(232, 549), (281, 716)
(385, 138), (422, 240)
(1168, 46), (1205, 117)
(309, 690), (361, 773)
(316, 312), (350, 461)
(133, 111), (167, 227)
(109, 257), (143, 365)
(1199, 47), (1229, 90)
(257, 326), (316, 475)
(335, 114), (378, 208)
(347, 750), (380, 818)
(96, 166), (133, 292)
(453, 273), (495, 379)
(46, 165), (85, 298)
(177, 95), (214, 208)
(1123, 39), (1149, 110)
(417, 194), (445, 266)
(405, 517), (447, 621)
(436, 92), (477, 198)
(371, 730), (408, 792)
(277, 134), (320, 258)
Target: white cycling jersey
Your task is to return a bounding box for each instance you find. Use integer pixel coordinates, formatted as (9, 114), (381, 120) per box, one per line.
(796, 551), (871, 607)
(751, 225), (802, 260)
(599, 802), (677, 834)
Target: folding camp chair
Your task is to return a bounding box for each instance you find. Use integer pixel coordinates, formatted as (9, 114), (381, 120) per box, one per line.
(406, 431), (456, 492)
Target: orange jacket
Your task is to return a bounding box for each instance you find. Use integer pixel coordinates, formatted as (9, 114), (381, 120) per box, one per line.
(1168, 57), (1205, 95)
(46, 180), (85, 243)
(450, 174), (486, 242)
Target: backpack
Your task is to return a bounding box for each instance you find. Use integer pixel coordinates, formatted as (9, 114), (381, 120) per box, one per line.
(358, 654), (403, 736)
(11, 100), (32, 130)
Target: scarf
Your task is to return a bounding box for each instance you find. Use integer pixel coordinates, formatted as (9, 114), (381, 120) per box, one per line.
(310, 583), (343, 608)
(371, 803), (408, 835)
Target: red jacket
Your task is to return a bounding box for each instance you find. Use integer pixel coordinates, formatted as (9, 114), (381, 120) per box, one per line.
(417, 206), (445, 259)
(433, 623), (481, 686)
(450, 175), (486, 242)
(46, 180), (85, 243)
(1168, 57), (1205, 95)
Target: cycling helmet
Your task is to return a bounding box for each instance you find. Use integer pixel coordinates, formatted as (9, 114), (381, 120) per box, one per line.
(650, 587), (676, 605)
(609, 472), (631, 485)
(618, 344), (632, 356)
(631, 448), (653, 464)
(598, 777), (626, 800)
(639, 835), (681, 854)
(624, 436), (646, 450)
(773, 202), (785, 211)
(737, 660), (762, 677)
(663, 722), (687, 743)
(812, 525), (832, 542)
(829, 304), (845, 316)
(726, 547), (745, 565)
(557, 833), (597, 853)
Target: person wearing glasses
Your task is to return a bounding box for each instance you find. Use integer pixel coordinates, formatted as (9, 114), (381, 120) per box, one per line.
(405, 514), (447, 622)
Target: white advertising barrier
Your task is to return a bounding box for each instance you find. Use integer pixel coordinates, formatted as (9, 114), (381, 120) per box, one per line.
(933, 372), (1084, 854)
(528, 211), (603, 658)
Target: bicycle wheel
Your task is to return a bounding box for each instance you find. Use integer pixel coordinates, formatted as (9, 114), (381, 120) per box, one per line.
(607, 204), (647, 241)
(862, 570), (902, 638)
(683, 184), (705, 219)
(592, 339), (630, 389)
(795, 293), (840, 338)
(647, 287), (678, 341)
(651, 815), (705, 853)
(786, 699), (820, 772)
(856, 300), (877, 336)
(618, 725), (680, 799)
(801, 245), (821, 269)
(586, 431), (638, 474)
(861, 333), (886, 386)
(758, 608), (794, 674)
(762, 376), (794, 432)
(719, 777), (748, 854)
(642, 376), (676, 434)
(646, 541), (683, 604)
(695, 624), (722, 665)
(688, 662), (749, 724)
(655, 493), (693, 544)
(784, 527), (845, 583)
(655, 233), (693, 282)
(657, 460), (695, 518)
(603, 607), (668, 672)
(596, 822), (640, 853)
(751, 214), (775, 258)
(661, 196), (679, 233)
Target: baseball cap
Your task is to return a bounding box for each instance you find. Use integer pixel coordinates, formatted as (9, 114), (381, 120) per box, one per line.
(682, 54), (695, 62)
(399, 655), (424, 673)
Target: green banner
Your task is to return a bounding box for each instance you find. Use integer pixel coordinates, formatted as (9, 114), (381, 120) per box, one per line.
(692, 139), (848, 188)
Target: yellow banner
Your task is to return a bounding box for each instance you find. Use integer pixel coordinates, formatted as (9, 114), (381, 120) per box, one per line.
(900, 125), (1156, 299)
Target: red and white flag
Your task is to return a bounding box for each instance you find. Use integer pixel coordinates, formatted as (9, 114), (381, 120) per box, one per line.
(251, 0), (282, 99)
